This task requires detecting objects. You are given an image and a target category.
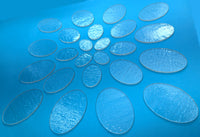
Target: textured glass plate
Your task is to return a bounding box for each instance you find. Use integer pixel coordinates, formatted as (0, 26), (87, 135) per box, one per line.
(88, 24), (103, 40)
(110, 59), (143, 85)
(55, 48), (78, 61)
(59, 28), (80, 43)
(135, 23), (174, 43)
(94, 51), (110, 65)
(111, 20), (137, 38)
(144, 83), (199, 123)
(103, 4), (126, 24)
(72, 10), (94, 27)
(82, 64), (102, 88)
(140, 48), (187, 73)
(79, 39), (93, 51)
(96, 88), (134, 134)
(19, 60), (56, 83)
(28, 39), (57, 57)
(50, 90), (87, 134)
(75, 53), (93, 67)
(139, 2), (169, 21)
(110, 41), (136, 56)
(94, 38), (110, 50)
(2, 89), (43, 125)
(44, 68), (75, 93)
(38, 18), (62, 33)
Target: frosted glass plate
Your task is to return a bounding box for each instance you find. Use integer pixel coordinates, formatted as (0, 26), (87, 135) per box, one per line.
(110, 59), (143, 85)
(75, 53), (92, 67)
(72, 10), (94, 27)
(96, 88), (134, 134)
(134, 23), (174, 43)
(88, 24), (103, 40)
(82, 64), (102, 88)
(59, 28), (80, 43)
(19, 60), (56, 83)
(44, 68), (75, 93)
(103, 4), (126, 24)
(94, 38), (110, 50)
(139, 2), (169, 21)
(111, 20), (137, 38)
(140, 48), (187, 73)
(50, 90), (87, 134)
(144, 83), (199, 123)
(38, 18), (62, 33)
(94, 51), (110, 65)
(79, 39), (93, 51)
(55, 48), (78, 61)
(28, 39), (57, 57)
(2, 89), (43, 125)
(110, 41), (136, 56)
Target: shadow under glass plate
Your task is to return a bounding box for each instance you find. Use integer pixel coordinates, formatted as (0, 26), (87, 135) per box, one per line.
(2, 89), (43, 125)
(134, 23), (174, 43)
(144, 83), (199, 123)
(50, 90), (87, 134)
(44, 68), (75, 93)
(96, 88), (134, 134)
(111, 20), (137, 38)
(38, 18), (62, 33)
(140, 48), (187, 73)
(19, 60), (56, 83)
(110, 59), (143, 85)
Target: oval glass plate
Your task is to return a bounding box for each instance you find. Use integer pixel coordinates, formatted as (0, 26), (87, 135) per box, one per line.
(96, 88), (134, 134)
(50, 90), (87, 134)
(144, 83), (199, 123)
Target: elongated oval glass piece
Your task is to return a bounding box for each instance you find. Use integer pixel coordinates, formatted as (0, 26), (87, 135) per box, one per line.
(103, 4), (126, 24)
(19, 60), (56, 83)
(96, 88), (134, 134)
(94, 38), (110, 50)
(56, 48), (78, 61)
(139, 2), (169, 21)
(135, 23), (174, 43)
(140, 48), (187, 73)
(59, 28), (80, 43)
(83, 64), (102, 88)
(44, 68), (75, 93)
(110, 59), (143, 85)
(72, 10), (94, 27)
(111, 20), (136, 38)
(75, 53), (92, 67)
(94, 51), (110, 65)
(28, 39), (57, 57)
(144, 83), (199, 123)
(2, 89), (43, 125)
(110, 41), (136, 56)
(88, 24), (103, 40)
(50, 90), (87, 134)
(79, 39), (93, 51)
(38, 18), (62, 33)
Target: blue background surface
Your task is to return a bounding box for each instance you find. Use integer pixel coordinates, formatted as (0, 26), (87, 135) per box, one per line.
(0, 0), (200, 137)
